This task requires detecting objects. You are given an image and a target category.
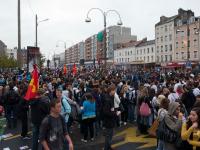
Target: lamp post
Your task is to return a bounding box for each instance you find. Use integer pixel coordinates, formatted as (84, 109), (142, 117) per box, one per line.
(85, 8), (123, 70)
(35, 14), (49, 47)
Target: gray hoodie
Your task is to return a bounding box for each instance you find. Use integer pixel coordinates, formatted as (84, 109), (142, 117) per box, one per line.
(164, 102), (182, 132)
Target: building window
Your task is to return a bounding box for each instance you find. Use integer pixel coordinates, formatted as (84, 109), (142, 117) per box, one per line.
(157, 56), (159, 62)
(137, 50), (138, 54)
(157, 37), (159, 43)
(181, 41), (184, 48)
(161, 46), (163, 52)
(170, 44), (172, 51)
(152, 47), (154, 53)
(165, 36), (168, 42)
(169, 55), (172, 61)
(165, 45), (168, 52)
(176, 42), (178, 49)
(147, 56), (149, 62)
(128, 51), (129, 55)
(194, 51), (197, 58)
(194, 39), (197, 47)
(161, 55), (163, 62)
(144, 49), (146, 54)
(161, 36), (163, 42)
(169, 34), (172, 41)
(165, 25), (168, 32)
(147, 48), (149, 53)
(151, 56), (153, 61)
(181, 52), (184, 59)
(144, 57), (145, 61)
(176, 53), (178, 59)
(157, 46), (159, 53)
(140, 50), (142, 54)
(165, 55), (167, 62)
(137, 57), (138, 60)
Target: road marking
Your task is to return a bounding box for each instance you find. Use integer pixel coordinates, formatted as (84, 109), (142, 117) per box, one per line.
(112, 127), (157, 149)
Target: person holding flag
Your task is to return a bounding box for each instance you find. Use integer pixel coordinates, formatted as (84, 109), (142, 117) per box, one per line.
(24, 64), (39, 101)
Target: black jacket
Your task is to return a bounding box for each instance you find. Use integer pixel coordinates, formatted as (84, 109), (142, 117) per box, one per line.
(30, 96), (50, 127)
(102, 94), (117, 129)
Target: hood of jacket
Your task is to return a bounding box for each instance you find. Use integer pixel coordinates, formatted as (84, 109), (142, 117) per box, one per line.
(168, 101), (180, 116)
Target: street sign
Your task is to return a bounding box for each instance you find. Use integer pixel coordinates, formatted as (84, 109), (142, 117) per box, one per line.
(185, 61), (192, 69)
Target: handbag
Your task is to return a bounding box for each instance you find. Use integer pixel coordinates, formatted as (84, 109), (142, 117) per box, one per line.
(148, 119), (159, 137)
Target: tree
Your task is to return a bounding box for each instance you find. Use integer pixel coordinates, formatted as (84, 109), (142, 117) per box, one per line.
(0, 54), (18, 68)
(38, 54), (46, 70)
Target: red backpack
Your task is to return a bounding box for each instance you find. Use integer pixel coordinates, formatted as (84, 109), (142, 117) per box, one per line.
(139, 102), (151, 117)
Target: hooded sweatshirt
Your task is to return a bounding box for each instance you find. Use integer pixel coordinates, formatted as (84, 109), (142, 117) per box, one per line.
(164, 102), (182, 132)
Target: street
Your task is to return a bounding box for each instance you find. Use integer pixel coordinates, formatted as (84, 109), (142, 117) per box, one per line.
(0, 121), (156, 150)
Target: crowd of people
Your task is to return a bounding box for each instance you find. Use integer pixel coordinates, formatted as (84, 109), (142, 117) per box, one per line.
(0, 67), (200, 150)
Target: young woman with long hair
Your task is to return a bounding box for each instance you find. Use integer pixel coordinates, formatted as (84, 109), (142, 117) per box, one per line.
(181, 107), (200, 150)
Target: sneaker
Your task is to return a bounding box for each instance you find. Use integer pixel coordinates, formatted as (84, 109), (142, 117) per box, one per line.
(81, 139), (87, 143)
(22, 135), (31, 140)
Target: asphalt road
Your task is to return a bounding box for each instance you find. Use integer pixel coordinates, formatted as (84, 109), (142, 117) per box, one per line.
(0, 120), (156, 150)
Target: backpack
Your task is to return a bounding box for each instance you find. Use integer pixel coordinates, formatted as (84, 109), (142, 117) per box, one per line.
(156, 116), (178, 143)
(127, 89), (137, 105)
(6, 90), (19, 105)
(139, 102), (151, 117)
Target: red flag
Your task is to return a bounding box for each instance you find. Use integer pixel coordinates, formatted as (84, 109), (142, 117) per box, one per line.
(24, 65), (39, 101)
(72, 63), (77, 76)
(63, 64), (67, 75)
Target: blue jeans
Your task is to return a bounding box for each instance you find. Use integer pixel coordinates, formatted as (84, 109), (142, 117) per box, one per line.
(157, 139), (164, 150)
(32, 125), (39, 150)
(104, 128), (113, 150)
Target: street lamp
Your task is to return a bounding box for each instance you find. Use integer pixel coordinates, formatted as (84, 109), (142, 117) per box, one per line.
(85, 8), (123, 70)
(35, 14), (49, 47)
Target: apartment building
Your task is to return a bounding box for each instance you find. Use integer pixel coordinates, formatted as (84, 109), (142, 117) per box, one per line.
(155, 16), (175, 64)
(6, 48), (17, 60)
(155, 8), (200, 66)
(106, 26), (137, 59)
(79, 42), (85, 60)
(135, 40), (156, 64)
(84, 37), (92, 61)
(174, 12), (200, 63)
(114, 40), (142, 65)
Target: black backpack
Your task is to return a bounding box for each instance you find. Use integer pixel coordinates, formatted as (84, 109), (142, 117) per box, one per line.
(6, 90), (19, 105)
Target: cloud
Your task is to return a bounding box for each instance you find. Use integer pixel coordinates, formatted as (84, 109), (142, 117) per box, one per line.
(0, 0), (200, 58)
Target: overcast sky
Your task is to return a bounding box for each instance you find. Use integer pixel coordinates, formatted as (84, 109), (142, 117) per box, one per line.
(0, 0), (200, 59)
